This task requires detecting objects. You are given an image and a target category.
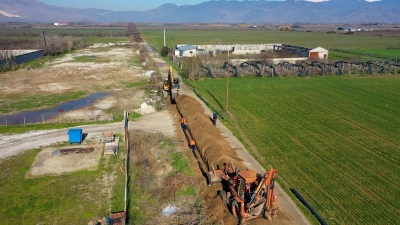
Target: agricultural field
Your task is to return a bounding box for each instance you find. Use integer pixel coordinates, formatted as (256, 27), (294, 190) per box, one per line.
(0, 26), (130, 54)
(0, 26), (128, 37)
(189, 75), (400, 225)
(0, 145), (126, 224)
(144, 29), (400, 61)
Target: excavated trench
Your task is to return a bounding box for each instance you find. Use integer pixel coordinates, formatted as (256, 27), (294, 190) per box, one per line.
(176, 94), (246, 172)
(175, 94), (248, 225)
(52, 147), (95, 156)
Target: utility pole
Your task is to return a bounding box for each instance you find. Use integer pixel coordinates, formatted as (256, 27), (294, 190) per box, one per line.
(226, 50), (230, 113)
(163, 29), (166, 47)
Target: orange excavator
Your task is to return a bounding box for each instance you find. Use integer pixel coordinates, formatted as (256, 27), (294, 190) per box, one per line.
(219, 165), (278, 224)
(162, 66), (180, 98)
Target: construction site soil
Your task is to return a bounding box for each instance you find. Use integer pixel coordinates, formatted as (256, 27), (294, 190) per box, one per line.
(172, 96), (239, 225)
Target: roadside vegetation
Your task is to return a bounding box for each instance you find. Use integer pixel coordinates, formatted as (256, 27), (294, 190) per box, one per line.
(128, 132), (202, 224)
(189, 75), (400, 225)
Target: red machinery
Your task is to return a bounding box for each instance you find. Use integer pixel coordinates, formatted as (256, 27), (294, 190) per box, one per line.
(219, 168), (278, 224)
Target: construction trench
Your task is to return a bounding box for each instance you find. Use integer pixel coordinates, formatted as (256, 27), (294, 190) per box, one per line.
(154, 51), (310, 225)
(176, 94), (247, 176)
(175, 94), (245, 225)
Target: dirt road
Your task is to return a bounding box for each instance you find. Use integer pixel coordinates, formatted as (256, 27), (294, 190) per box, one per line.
(0, 109), (177, 162)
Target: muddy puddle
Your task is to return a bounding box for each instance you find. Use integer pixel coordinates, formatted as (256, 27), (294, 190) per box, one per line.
(0, 92), (111, 125)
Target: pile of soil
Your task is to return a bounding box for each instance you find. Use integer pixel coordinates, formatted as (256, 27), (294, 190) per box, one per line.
(176, 94), (246, 172)
(176, 94), (248, 225)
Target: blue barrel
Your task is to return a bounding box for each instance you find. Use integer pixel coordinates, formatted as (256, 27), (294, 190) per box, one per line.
(68, 128), (83, 144)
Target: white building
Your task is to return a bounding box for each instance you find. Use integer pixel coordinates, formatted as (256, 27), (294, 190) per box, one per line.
(309, 47), (328, 60)
(176, 45), (197, 57)
(175, 44), (281, 57)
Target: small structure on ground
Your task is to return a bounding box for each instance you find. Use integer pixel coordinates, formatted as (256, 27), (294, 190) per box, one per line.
(102, 132), (119, 156)
(68, 128), (83, 144)
(309, 47), (329, 60)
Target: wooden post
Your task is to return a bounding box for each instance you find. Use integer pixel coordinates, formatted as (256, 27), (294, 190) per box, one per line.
(42, 114), (44, 125)
(43, 30), (47, 52)
(24, 116), (26, 126)
(5, 116), (7, 126)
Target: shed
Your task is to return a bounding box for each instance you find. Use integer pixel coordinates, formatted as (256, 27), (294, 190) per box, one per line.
(176, 45), (197, 57)
(68, 128), (83, 144)
(309, 47), (328, 60)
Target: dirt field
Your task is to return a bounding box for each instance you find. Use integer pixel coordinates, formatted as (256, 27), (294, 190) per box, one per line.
(27, 143), (103, 177)
(0, 41), (311, 224)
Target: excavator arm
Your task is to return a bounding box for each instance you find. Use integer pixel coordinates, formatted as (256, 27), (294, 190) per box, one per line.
(263, 168), (278, 220)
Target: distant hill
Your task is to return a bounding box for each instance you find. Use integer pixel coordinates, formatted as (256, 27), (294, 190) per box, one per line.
(0, 0), (399, 24)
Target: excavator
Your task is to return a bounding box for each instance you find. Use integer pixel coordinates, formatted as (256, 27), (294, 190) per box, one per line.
(162, 66), (180, 98)
(218, 164), (278, 224)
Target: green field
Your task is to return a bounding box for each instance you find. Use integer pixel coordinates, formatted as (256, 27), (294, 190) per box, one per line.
(0, 146), (126, 225)
(189, 75), (400, 225)
(0, 26), (128, 37)
(144, 29), (400, 60)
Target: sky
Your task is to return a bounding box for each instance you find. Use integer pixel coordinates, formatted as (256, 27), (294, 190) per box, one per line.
(39, 0), (381, 11)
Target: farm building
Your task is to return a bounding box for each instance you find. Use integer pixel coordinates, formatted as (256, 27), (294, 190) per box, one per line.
(175, 44), (281, 57)
(175, 45), (197, 57)
(0, 50), (44, 66)
(174, 43), (328, 61)
(309, 47), (328, 60)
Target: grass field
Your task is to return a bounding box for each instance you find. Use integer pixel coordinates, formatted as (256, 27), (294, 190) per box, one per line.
(144, 29), (400, 60)
(0, 145), (125, 225)
(0, 27), (128, 37)
(189, 75), (400, 225)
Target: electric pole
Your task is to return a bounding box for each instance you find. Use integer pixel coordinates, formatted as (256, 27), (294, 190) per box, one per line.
(226, 50), (230, 113)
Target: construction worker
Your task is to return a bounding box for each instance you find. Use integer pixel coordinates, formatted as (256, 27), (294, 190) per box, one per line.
(189, 139), (196, 151)
(213, 111), (218, 126)
(181, 117), (187, 130)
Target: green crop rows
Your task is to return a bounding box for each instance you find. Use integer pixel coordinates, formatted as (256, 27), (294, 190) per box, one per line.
(190, 75), (400, 225)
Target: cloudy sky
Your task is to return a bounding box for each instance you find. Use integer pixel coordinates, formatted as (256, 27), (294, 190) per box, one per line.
(39, 0), (381, 11)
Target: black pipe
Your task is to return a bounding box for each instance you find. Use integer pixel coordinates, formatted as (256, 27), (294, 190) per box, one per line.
(290, 188), (327, 225)
(207, 90), (224, 111)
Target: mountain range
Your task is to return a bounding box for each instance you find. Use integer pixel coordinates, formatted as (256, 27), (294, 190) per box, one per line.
(0, 0), (399, 24)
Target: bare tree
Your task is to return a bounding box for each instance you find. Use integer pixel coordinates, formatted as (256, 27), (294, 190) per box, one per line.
(181, 56), (203, 80)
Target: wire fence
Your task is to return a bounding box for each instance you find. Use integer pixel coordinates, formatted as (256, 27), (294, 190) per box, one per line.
(197, 59), (400, 78)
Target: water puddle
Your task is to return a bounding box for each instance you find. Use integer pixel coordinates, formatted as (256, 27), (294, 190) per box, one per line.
(0, 92), (111, 126)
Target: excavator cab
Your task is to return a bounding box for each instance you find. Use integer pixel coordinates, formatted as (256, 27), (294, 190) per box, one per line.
(173, 77), (180, 89)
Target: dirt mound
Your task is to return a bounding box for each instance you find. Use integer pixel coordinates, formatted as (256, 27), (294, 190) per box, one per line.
(176, 94), (246, 172)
